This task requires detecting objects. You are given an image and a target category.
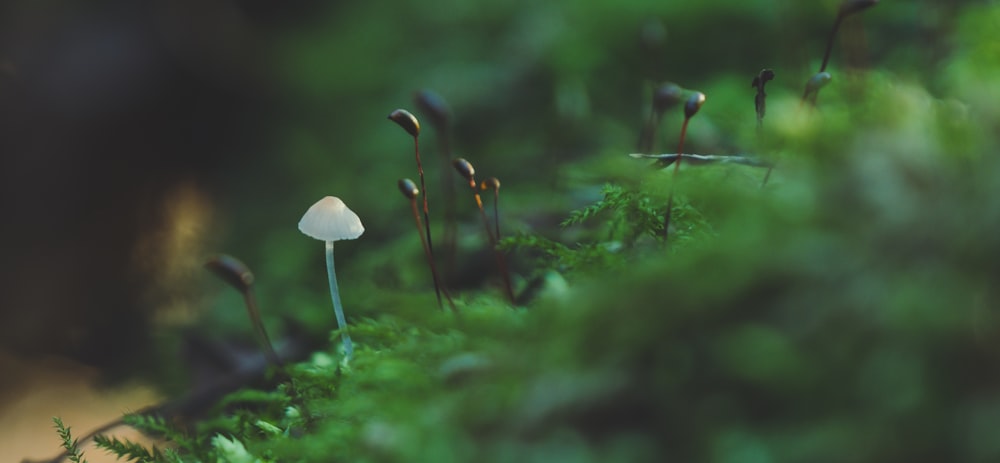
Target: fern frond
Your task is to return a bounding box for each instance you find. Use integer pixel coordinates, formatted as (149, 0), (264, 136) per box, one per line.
(53, 417), (88, 463)
(122, 414), (190, 446)
(561, 184), (625, 228)
(93, 434), (163, 463)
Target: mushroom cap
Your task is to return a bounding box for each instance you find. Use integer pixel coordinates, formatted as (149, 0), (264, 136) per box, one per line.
(298, 196), (365, 241)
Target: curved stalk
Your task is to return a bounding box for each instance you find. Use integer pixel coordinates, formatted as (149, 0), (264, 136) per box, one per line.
(242, 290), (282, 368)
(410, 197), (456, 312)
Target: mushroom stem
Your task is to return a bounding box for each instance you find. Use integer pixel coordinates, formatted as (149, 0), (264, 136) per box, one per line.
(325, 241), (354, 359)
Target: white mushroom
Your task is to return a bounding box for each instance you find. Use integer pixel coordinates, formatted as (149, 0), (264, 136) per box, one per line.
(299, 196), (364, 359)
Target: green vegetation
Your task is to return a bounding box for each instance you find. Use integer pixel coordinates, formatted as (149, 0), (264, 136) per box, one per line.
(47, 1), (1000, 462)
(52, 417), (88, 463)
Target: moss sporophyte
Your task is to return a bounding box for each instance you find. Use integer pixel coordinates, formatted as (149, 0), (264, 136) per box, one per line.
(398, 177), (455, 312)
(662, 91), (706, 242)
(453, 157), (515, 303)
(389, 108), (443, 307)
(204, 254), (283, 369)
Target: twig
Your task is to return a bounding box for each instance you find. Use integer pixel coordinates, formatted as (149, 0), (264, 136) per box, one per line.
(629, 153), (774, 168)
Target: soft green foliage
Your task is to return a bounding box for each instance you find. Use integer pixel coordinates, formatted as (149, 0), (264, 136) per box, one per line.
(561, 183), (664, 244)
(53, 417), (88, 463)
(503, 182), (714, 274)
(501, 232), (623, 274)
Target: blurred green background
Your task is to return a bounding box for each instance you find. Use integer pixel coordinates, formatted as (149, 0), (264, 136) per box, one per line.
(0, 0), (971, 361)
(3, 0), (1000, 461)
